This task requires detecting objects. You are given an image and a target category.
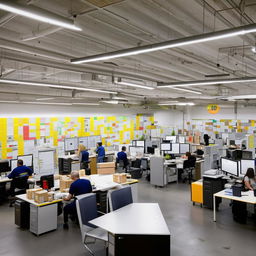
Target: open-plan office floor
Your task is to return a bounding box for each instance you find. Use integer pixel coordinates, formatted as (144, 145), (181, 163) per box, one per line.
(1, 180), (256, 256)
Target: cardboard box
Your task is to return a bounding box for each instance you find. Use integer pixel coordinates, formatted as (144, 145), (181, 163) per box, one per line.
(97, 162), (115, 168)
(98, 167), (115, 175)
(60, 177), (73, 192)
(34, 190), (48, 204)
(26, 188), (43, 200)
(79, 169), (86, 177)
(113, 173), (127, 184)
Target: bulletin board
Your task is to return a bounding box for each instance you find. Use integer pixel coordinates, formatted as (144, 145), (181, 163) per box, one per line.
(0, 114), (155, 159)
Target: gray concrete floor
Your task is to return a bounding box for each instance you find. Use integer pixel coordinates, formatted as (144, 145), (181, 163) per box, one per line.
(0, 180), (256, 256)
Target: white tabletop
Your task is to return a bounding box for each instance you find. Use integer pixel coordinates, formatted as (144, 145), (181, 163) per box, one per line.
(89, 203), (170, 235)
(214, 190), (256, 204)
(16, 194), (62, 206)
(0, 177), (12, 183)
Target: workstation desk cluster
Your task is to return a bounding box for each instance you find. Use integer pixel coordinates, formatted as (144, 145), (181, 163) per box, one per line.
(15, 174), (139, 236)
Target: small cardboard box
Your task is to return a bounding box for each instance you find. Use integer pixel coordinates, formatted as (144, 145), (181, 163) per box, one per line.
(113, 173), (127, 184)
(97, 162), (115, 168)
(79, 169), (86, 177)
(60, 178), (73, 192)
(98, 167), (115, 175)
(26, 188), (43, 200)
(34, 190), (48, 204)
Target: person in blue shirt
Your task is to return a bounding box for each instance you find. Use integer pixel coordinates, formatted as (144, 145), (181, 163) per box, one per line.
(63, 171), (92, 229)
(117, 146), (129, 171)
(96, 142), (105, 163)
(8, 159), (33, 179)
(8, 159), (33, 197)
(77, 144), (89, 170)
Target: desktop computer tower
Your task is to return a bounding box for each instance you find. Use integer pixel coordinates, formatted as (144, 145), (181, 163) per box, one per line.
(15, 200), (30, 229)
(58, 158), (72, 175)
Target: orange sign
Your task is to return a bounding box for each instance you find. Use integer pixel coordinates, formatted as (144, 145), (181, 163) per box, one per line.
(207, 104), (220, 114)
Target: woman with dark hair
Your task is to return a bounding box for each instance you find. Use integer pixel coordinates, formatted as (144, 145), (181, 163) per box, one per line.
(243, 168), (256, 191)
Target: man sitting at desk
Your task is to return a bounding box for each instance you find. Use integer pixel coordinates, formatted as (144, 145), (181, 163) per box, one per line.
(117, 146), (129, 171)
(8, 159), (33, 197)
(63, 171), (92, 229)
(8, 159), (33, 179)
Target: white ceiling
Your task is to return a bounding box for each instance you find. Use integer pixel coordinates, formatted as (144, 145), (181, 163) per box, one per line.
(0, 0), (256, 108)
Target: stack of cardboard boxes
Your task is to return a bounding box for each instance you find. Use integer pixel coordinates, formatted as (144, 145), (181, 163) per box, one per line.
(59, 176), (73, 192)
(113, 173), (127, 184)
(97, 162), (115, 175)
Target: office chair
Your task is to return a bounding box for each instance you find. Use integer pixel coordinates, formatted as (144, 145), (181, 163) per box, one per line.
(141, 158), (149, 175)
(76, 193), (108, 256)
(9, 176), (29, 207)
(116, 159), (125, 173)
(109, 186), (133, 211)
(80, 161), (91, 175)
(182, 158), (196, 184)
(128, 159), (143, 179)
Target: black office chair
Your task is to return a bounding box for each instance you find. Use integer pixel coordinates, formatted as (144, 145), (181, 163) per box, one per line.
(128, 159), (143, 179)
(116, 159), (125, 173)
(9, 176), (29, 207)
(81, 161), (91, 175)
(182, 158), (196, 184)
(109, 187), (133, 211)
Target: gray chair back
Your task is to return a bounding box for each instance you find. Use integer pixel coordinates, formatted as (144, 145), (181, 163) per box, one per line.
(76, 193), (97, 229)
(110, 186), (133, 211)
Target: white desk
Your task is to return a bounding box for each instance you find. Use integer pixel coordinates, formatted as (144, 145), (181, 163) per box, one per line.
(16, 194), (62, 235)
(0, 177), (12, 183)
(213, 190), (256, 222)
(90, 203), (170, 256)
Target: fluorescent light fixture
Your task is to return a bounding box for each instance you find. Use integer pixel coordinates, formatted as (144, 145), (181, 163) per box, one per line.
(0, 79), (117, 94)
(159, 77), (256, 88)
(71, 23), (256, 64)
(227, 95), (256, 100)
(24, 101), (72, 105)
(171, 87), (202, 94)
(101, 100), (119, 104)
(116, 81), (154, 90)
(72, 103), (100, 105)
(0, 1), (81, 31)
(0, 100), (20, 103)
(36, 97), (55, 101)
(158, 102), (195, 106)
(252, 47), (256, 53)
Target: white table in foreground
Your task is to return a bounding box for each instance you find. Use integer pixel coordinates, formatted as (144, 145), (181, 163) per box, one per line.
(213, 190), (256, 222)
(90, 203), (170, 256)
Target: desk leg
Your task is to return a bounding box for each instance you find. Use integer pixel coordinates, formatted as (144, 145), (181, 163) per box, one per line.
(213, 195), (216, 222)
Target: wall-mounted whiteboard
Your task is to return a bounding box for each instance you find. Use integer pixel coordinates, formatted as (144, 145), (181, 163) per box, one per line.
(38, 150), (55, 176)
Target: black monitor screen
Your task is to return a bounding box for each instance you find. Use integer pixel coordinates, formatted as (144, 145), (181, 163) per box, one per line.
(242, 151), (253, 160)
(40, 175), (54, 189)
(229, 140), (235, 145)
(147, 147), (155, 154)
(0, 160), (10, 173)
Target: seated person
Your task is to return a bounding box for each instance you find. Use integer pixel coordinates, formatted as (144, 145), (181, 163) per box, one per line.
(243, 168), (256, 191)
(117, 146), (129, 170)
(8, 159), (33, 196)
(63, 171), (92, 229)
(77, 144), (89, 169)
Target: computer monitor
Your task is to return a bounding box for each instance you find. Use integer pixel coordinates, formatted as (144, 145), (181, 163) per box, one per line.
(240, 159), (255, 176)
(64, 137), (78, 152)
(179, 136), (186, 143)
(0, 160), (10, 173)
(147, 147), (155, 154)
(17, 154), (33, 169)
(129, 146), (144, 157)
(170, 143), (180, 154)
(180, 144), (190, 154)
(242, 150), (253, 160)
(10, 159), (18, 171)
(161, 143), (171, 151)
(40, 174), (54, 189)
(229, 140), (235, 146)
(221, 158), (239, 177)
(165, 136), (176, 143)
(136, 140), (145, 147)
